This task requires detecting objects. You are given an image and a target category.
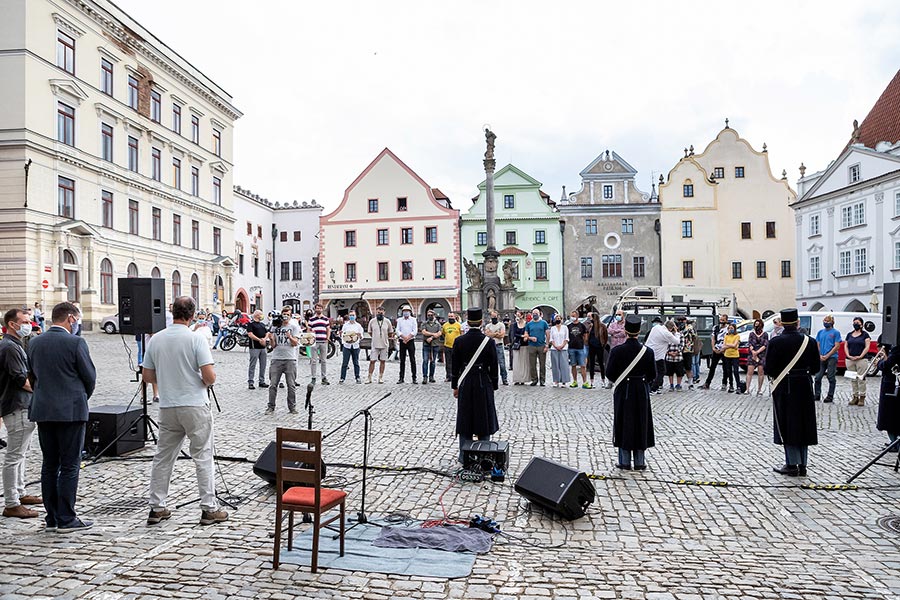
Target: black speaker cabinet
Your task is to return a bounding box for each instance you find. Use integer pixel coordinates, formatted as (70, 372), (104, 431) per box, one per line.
(253, 441), (326, 487)
(118, 277), (166, 335)
(462, 440), (509, 471)
(514, 457), (596, 520)
(884, 283), (900, 346)
(84, 404), (144, 457)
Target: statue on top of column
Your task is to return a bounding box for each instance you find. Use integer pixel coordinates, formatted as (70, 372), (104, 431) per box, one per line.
(484, 128), (496, 161)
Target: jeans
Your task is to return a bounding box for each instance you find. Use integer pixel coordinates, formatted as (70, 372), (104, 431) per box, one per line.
(527, 345), (547, 383)
(422, 345), (438, 380)
(269, 359), (297, 409)
(37, 422), (86, 527)
(784, 445), (808, 467)
(399, 340), (417, 381)
(618, 447), (646, 468)
(459, 434), (491, 463)
(692, 353), (701, 379)
(444, 347), (454, 379)
(3, 408), (36, 507)
(136, 335), (144, 365)
(309, 341), (328, 379)
(723, 357), (741, 388)
(550, 348), (570, 384)
(212, 327), (227, 349)
(149, 406), (218, 511)
(494, 344), (508, 383)
(341, 346), (361, 380)
(248, 348), (268, 384)
(814, 356), (838, 399)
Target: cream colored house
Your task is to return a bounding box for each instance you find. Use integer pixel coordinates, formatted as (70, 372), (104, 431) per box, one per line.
(658, 125), (796, 317)
(0, 0), (241, 328)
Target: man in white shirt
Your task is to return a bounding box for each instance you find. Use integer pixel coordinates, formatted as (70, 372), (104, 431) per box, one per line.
(395, 305), (418, 384)
(644, 317), (679, 394)
(142, 296), (226, 526)
(367, 306), (394, 384)
(483, 310), (508, 385)
(339, 311), (365, 384)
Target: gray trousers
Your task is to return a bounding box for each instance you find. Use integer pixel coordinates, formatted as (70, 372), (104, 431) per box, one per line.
(309, 341), (328, 379)
(248, 348), (267, 384)
(148, 406), (217, 512)
(3, 408), (36, 507)
(269, 359), (297, 409)
(528, 346), (547, 383)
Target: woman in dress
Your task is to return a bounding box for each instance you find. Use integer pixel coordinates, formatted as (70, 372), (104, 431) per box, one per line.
(510, 310), (530, 385)
(746, 318), (768, 395)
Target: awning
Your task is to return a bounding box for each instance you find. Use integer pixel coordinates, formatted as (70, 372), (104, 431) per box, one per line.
(320, 288), (458, 301)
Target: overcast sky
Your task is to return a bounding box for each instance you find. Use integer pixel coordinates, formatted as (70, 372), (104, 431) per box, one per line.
(119, 1), (900, 211)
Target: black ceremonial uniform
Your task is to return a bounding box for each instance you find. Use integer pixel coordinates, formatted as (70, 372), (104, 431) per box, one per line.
(877, 346), (900, 438)
(451, 328), (499, 438)
(606, 338), (657, 451)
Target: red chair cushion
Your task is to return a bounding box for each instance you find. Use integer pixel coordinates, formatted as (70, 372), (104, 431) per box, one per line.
(282, 486), (346, 507)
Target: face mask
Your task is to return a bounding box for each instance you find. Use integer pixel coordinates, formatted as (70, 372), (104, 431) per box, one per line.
(349, 315), (356, 321)
(17, 322), (32, 337)
(532, 313), (540, 320)
(571, 317), (578, 323)
(491, 317), (498, 324)
(448, 318), (456, 324)
(377, 314), (384, 321)
(428, 314), (435, 321)
(853, 323), (861, 330)
(554, 319), (562, 325)
(728, 329), (735, 335)
(615, 315), (622, 322)
(403, 311), (411, 317)
(824, 322), (833, 328)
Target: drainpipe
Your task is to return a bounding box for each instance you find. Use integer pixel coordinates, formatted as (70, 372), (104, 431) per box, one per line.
(271, 223), (278, 312)
(559, 217), (566, 312)
(654, 218), (662, 286)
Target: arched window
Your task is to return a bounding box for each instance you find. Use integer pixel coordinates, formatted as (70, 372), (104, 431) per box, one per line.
(191, 273), (200, 303)
(127, 262), (139, 277)
(683, 179), (694, 198)
(63, 249), (77, 265)
(172, 270), (181, 298)
(151, 266), (161, 279)
(100, 258), (114, 304)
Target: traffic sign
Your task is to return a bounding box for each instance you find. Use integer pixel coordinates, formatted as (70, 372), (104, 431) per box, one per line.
(41, 280), (49, 289)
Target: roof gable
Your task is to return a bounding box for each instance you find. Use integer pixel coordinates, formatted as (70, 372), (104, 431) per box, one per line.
(478, 164), (542, 190)
(579, 150), (637, 179)
(799, 145), (900, 201)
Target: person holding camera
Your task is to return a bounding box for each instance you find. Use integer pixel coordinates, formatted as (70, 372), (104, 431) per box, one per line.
(246, 310), (269, 390)
(339, 311), (364, 384)
(266, 306), (300, 414)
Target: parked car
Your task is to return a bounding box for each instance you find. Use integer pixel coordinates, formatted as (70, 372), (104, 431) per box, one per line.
(100, 313), (119, 334)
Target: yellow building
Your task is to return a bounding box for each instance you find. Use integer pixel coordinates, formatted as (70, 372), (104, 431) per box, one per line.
(658, 124), (796, 317)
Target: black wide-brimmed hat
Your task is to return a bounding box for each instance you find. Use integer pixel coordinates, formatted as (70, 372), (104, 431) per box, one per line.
(780, 308), (799, 325)
(625, 314), (641, 335)
(467, 307), (483, 326)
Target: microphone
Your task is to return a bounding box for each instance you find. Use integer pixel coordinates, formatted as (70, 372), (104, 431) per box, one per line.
(306, 382), (314, 409)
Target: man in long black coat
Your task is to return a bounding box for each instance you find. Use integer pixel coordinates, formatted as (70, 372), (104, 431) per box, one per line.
(763, 308), (820, 476)
(606, 315), (657, 470)
(452, 308), (499, 463)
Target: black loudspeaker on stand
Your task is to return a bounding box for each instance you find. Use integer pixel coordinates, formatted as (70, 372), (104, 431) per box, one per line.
(117, 277), (166, 335)
(883, 282), (900, 346)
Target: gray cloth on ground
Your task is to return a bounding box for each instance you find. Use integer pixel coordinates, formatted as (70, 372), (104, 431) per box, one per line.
(373, 525), (493, 554)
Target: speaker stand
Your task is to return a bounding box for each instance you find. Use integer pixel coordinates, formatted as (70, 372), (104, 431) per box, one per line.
(846, 437), (900, 483)
(90, 362), (159, 463)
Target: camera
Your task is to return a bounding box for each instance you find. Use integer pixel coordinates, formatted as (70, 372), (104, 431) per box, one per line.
(271, 314), (284, 328)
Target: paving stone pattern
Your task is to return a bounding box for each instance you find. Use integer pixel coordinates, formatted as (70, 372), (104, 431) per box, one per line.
(2, 333), (900, 599)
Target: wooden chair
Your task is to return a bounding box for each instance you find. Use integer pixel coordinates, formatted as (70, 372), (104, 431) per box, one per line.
(272, 428), (346, 571)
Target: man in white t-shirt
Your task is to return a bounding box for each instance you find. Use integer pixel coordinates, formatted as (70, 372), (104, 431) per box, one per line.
(142, 296), (226, 527)
(395, 305), (418, 384)
(266, 306), (301, 414)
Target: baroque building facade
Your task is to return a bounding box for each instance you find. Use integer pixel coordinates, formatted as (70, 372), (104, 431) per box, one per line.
(0, 0), (241, 328)
(558, 150), (660, 315)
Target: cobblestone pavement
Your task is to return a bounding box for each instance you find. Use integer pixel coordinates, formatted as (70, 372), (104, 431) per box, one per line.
(2, 333), (900, 599)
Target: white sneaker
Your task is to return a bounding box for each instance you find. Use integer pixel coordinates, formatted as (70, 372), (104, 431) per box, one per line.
(366, 377), (372, 384)
(378, 378), (384, 384)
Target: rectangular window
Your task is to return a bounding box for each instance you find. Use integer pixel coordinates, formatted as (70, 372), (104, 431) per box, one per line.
(397, 197), (407, 211)
(212, 128), (222, 156)
(280, 231), (287, 242)
(172, 103), (182, 134)
(683, 184), (694, 197)
(377, 261), (389, 281)
(732, 261), (742, 279)
(213, 227), (221, 255)
(741, 222), (751, 239)
(344, 230), (356, 247)
(401, 260), (413, 280)
(434, 259), (446, 279)
(894, 192), (900, 218)
(253, 256), (259, 277)
(266, 259), (271, 280)
(128, 136), (138, 172)
(191, 166), (199, 196)
(854, 247), (867, 274)
(425, 227), (438, 244)
(128, 75), (139, 110)
(401, 227), (413, 244)
(377, 228), (389, 245)
(100, 58), (113, 96)
(280, 262), (290, 281)
(101, 123), (113, 161)
(781, 260), (791, 278)
(585, 219), (598, 235)
(150, 90), (161, 123)
(895, 242), (900, 270)
(682, 220), (693, 238)
(602, 255), (622, 278)
(713, 167), (725, 179)
(238, 254), (244, 275)
(152, 207), (161, 241)
(535, 230), (546, 244)
(346, 263), (357, 282)
(621, 218), (634, 234)
(172, 158), (181, 189)
(258, 225), (262, 238)
(683, 260), (694, 279)
(735, 166), (745, 178)
(839, 250), (852, 276)
(57, 102), (75, 146)
(809, 255), (821, 280)
(293, 231), (301, 242)
(756, 260), (767, 278)
(849, 164), (860, 183)
(191, 115), (200, 144)
(809, 214), (820, 236)
(853, 201), (865, 226)
(633, 256), (645, 278)
(766, 221), (776, 238)
(535, 260), (548, 281)
(101, 191), (113, 228)
(368, 199), (379, 213)
(505, 231), (517, 245)
(173, 214), (181, 246)
(580, 257), (593, 279)
(246, 222), (253, 235)
(128, 200), (139, 235)
(151, 147), (161, 181)
(603, 184), (613, 199)
(57, 30), (75, 74)
(192, 220), (200, 250)
(504, 194), (515, 209)
(213, 177), (222, 205)
(476, 231), (487, 245)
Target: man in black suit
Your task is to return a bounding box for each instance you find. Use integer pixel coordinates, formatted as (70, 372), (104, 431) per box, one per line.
(451, 308), (499, 463)
(27, 301), (96, 533)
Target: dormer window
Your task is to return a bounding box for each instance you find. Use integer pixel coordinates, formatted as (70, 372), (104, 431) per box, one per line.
(712, 167), (724, 179)
(849, 164), (860, 184)
(683, 180), (694, 197)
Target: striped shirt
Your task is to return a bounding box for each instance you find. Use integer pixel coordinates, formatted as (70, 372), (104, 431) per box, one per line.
(308, 315), (330, 342)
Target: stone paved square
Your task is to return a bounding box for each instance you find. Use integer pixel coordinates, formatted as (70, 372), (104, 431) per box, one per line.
(2, 333), (900, 599)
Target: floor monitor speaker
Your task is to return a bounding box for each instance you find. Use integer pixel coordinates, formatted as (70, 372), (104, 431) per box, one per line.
(514, 456), (595, 520)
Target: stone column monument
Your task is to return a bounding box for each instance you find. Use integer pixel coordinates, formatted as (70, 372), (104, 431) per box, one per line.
(480, 129), (501, 312)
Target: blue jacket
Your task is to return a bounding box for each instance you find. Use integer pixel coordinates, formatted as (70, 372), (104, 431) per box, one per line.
(27, 326), (96, 422)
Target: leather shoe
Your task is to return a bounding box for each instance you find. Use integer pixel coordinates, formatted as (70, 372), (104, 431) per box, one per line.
(615, 464), (632, 470)
(798, 465), (808, 477)
(633, 465), (647, 471)
(19, 495), (42, 505)
(773, 464), (800, 476)
(3, 505), (38, 518)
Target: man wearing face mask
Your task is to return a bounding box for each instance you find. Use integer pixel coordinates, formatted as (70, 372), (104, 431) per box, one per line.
(420, 310), (442, 384)
(701, 314), (730, 391)
(395, 305), (418, 384)
(367, 306), (394, 384)
(26, 302), (96, 533)
(306, 304), (331, 385)
(1, 308), (41, 518)
(441, 313), (462, 382)
(813, 315), (841, 402)
(339, 311), (365, 384)
(483, 310), (509, 386)
(524, 309), (550, 386)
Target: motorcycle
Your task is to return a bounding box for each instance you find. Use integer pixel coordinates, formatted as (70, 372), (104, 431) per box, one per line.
(219, 324), (250, 351)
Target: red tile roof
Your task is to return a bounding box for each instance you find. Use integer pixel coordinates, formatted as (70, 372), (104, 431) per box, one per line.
(499, 246), (527, 256)
(851, 69), (900, 150)
(431, 188), (448, 200)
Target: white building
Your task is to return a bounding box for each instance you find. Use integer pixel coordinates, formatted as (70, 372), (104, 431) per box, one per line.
(232, 186), (322, 315)
(793, 69), (900, 313)
(0, 0), (241, 328)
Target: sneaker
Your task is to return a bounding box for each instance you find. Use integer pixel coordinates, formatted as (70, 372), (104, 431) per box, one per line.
(502, 381), (508, 385)
(422, 379), (428, 385)
(248, 383), (255, 390)
(322, 379), (330, 385)
(700, 384), (710, 390)
(378, 378), (384, 384)
(147, 508), (172, 525)
(199, 509), (228, 525)
(311, 378), (316, 385)
(397, 379), (405, 384)
(583, 382), (592, 389)
(153, 396), (160, 403)
(670, 384), (675, 391)
(720, 385), (727, 391)
(264, 407), (274, 415)
(688, 384), (694, 390)
(366, 377), (372, 384)
(0, 438), (5, 449)
(412, 379), (418, 384)
(57, 518), (93, 534)
(2, 505), (38, 519)
(823, 397), (834, 403)
(727, 387), (734, 393)
(429, 377), (436, 383)
(675, 384), (683, 391)
(570, 382), (579, 388)
(356, 378), (362, 384)
(339, 379), (345, 384)
(530, 381), (538, 386)
(289, 408), (299, 414)
(258, 382), (269, 388)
